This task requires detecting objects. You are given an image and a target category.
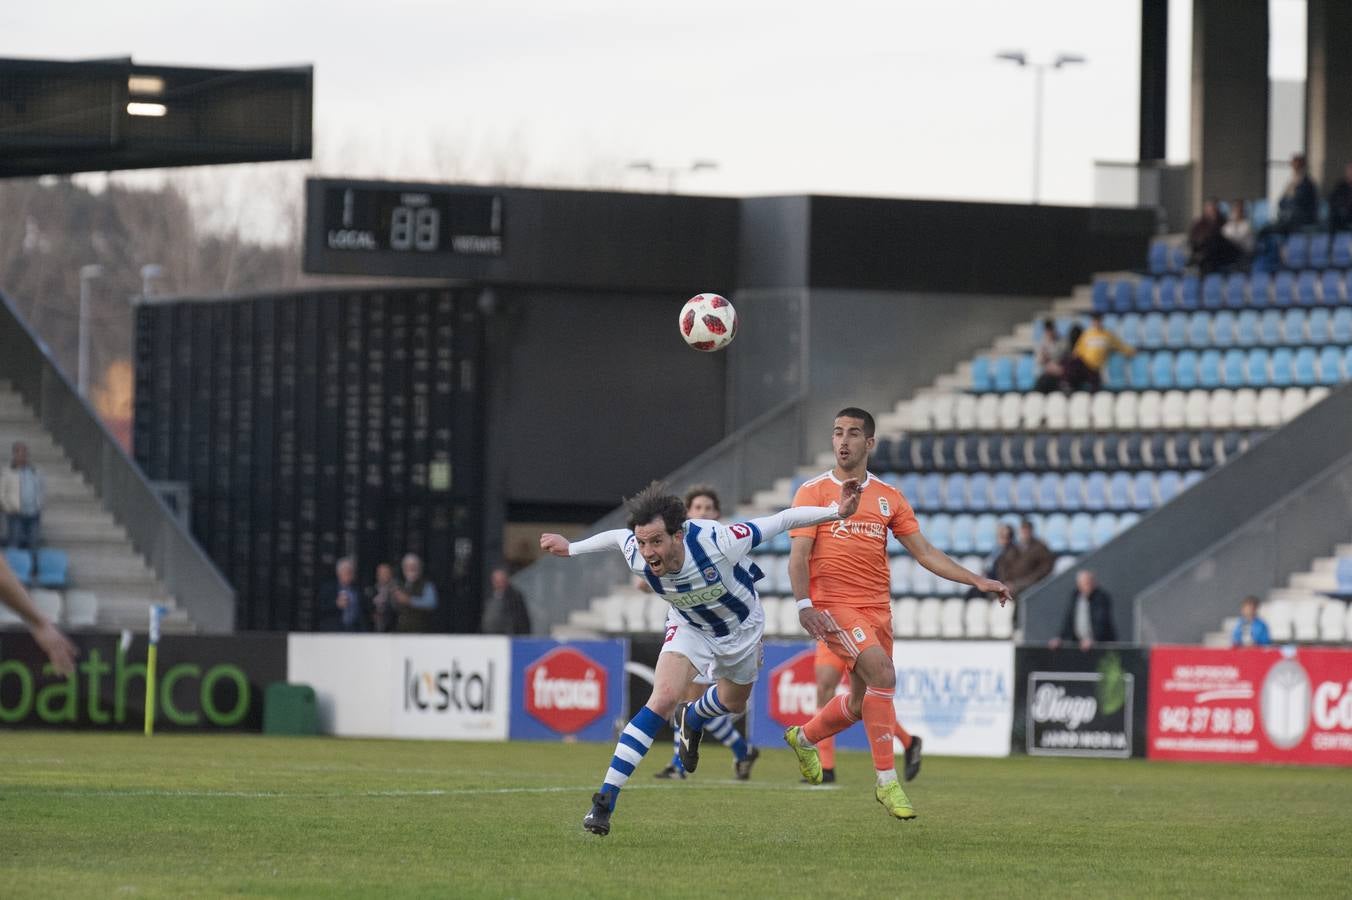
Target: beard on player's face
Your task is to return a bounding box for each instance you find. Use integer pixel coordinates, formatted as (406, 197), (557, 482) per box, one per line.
(634, 522), (684, 574)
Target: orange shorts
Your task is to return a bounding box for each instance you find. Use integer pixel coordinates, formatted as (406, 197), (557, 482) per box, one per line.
(815, 603), (893, 671)
(814, 640), (847, 673)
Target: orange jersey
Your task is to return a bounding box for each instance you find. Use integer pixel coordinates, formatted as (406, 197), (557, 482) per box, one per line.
(790, 471), (918, 606)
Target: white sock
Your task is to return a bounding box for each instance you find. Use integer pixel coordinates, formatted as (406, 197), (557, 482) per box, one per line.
(795, 729), (815, 749)
(876, 769), (898, 786)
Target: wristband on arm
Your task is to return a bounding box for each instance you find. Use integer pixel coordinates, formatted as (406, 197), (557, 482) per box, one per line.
(796, 598), (814, 610)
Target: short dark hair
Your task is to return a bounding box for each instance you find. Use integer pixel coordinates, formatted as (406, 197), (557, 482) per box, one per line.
(1089, 311), (1103, 323)
(625, 481), (687, 534)
(1241, 595), (1260, 609)
(683, 484), (721, 514)
(1019, 518), (1035, 531)
(834, 407), (875, 438)
(1042, 318), (1056, 332)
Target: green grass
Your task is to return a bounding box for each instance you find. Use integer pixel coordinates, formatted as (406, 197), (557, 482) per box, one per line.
(1, 732), (1350, 898)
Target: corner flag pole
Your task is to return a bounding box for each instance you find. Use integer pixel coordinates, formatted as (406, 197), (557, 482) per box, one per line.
(144, 604), (165, 736)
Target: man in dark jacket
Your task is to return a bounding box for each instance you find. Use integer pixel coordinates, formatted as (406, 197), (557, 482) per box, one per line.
(1050, 570), (1117, 650)
(1327, 161), (1352, 233)
(481, 566), (532, 635)
(1007, 519), (1055, 598)
(322, 557), (367, 632)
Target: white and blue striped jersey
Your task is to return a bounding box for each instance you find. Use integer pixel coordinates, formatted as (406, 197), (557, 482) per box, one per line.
(568, 505), (842, 638)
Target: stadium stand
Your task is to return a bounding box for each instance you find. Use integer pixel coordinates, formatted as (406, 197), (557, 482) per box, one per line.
(1205, 538), (1352, 646)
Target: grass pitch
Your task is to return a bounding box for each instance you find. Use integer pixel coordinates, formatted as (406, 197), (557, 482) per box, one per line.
(1, 732), (1349, 898)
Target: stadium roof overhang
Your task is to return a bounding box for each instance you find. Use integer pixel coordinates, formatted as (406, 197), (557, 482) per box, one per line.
(0, 56), (312, 177)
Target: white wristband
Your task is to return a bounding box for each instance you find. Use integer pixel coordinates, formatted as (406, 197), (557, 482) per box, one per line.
(796, 598), (814, 610)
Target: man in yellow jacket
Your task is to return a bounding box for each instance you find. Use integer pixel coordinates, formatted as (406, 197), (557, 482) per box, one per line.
(1065, 312), (1134, 391)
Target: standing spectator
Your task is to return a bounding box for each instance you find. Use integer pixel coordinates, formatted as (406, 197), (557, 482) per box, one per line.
(1007, 519), (1055, 598)
(481, 566), (532, 635)
(1221, 198), (1256, 261)
(1050, 570), (1117, 651)
(367, 562), (399, 633)
(1327, 161), (1352, 234)
(1033, 320), (1068, 394)
(1, 442), (44, 550)
(393, 553), (438, 633)
(1275, 153), (1319, 232)
(1188, 198), (1239, 274)
(1231, 595), (1272, 647)
(321, 557), (365, 632)
(968, 524), (1019, 599)
(1063, 313), (1133, 393)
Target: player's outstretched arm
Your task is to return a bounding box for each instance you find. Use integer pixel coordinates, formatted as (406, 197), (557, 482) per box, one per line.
(746, 479), (862, 542)
(900, 530), (1013, 606)
(0, 557), (77, 675)
(539, 529), (631, 558)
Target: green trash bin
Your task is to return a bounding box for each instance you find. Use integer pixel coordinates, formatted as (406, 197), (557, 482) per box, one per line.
(263, 682), (320, 736)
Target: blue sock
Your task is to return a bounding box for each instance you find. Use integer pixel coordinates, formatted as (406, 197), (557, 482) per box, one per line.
(706, 715), (749, 761)
(670, 734), (685, 772)
(600, 706), (665, 809)
(684, 685), (733, 733)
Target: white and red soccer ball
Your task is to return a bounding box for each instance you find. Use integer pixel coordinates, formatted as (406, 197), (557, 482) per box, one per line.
(679, 293), (737, 352)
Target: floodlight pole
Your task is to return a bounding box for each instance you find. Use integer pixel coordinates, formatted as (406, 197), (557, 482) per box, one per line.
(626, 160), (720, 193)
(996, 52), (1086, 204)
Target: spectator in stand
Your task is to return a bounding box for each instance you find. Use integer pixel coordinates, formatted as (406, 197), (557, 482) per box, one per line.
(1221, 198), (1256, 262)
(1050, 570), (1117, 651)
(1063, 313), (1133, 393)
(394, 553), (438, 632)
(968, 524), (1019, 599)
(1276, 153), (1319, 232)
(322, 557), (365, 632)
(1231, 595), (1272, 648)
(1188, 198), (1240, 274)
(367, 562), (399, 633)
(1007, 519), (1055, 598)
(1327, 161), (1352, 234)
(1033, 319), (1068, 394)
(1, 441), (45, 550)
(481, 565), (532, 635)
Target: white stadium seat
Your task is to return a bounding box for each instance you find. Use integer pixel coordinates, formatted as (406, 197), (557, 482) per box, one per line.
(1137, 391), (1162, 428)
(64, 590), (99, 628)
(1161, 390), (1186, 428)
(894, 598), (919, 637)
(646, 594), (669, 631)
(988, 598), (1015, 639)
(964, 598), (990, 638)
(1231, 389), (1258, 427)
(1113, 392), (1139, 429)
(905, 396), (930, 431)
(1318, 599), (1346, 642)
(1000, 392), (1024, 430)
(890, 556), (914, 595)
(31, 589), (62, 623)
(1261, 600), (1292, 641)
(975, 393), (1001, 430)
(621, 594), (648, 632)
(1067, 392), (1092, 429)
(917, 597), (943, 637)
(954, 393), (978, 430)
(940, 597), (966, 637)
(1305, 385), (1330, 410)
(1091, 391), (1115, 430)
(760, 597), (784, 636)
(1293, 597), (1320, 641)
(1207, 390), (1234, 428)
(1185, 390), (1209, 429)
(1256, 388), (1283, 427)
(1043, 392), (1068, 429)
(1280, 387), (1306, 423)
(1019, 392), (1045, 430)
(930, 394), (956, 430)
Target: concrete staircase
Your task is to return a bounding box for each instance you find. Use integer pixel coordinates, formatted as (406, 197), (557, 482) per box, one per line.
(1203, 539), (1352, 646)
(0, 382), (192, 632)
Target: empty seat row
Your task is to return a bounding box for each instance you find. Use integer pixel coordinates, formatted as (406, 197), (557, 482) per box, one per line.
(1094, 269), (1352, 314)
(880, 469), (1201, 513)
(2, 547), (69, 589)
(873, 429), (1258, 474)
(0, 587), (98, 628)
(1094, 308), (1352, 350)
(904, 386), (1326, 432)
(1261, 597), (1352, 643)
(1279, 232), (1352, 271)
(1107, 347), (1352, 390)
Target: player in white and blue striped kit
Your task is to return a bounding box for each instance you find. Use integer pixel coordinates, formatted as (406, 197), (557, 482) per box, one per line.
(539, 478), (861, 836)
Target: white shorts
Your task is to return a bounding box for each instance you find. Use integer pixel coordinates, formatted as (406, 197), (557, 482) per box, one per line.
(661, 604), (765, 686)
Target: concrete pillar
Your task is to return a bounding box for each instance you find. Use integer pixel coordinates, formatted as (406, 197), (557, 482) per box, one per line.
(1190, 0), (1268, 211)
(1139, 0), (1168, 162)
(1307, 0), (1352, 193)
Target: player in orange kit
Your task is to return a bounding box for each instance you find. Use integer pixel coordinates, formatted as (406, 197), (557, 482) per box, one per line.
(784, 407), (1010, 819)
(810, 640), (921, 784)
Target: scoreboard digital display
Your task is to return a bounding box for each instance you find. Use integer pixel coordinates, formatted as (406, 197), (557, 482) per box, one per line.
(322, 185), (504, 257)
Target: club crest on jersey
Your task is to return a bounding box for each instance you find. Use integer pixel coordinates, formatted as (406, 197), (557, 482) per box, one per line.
(878, 496), (891, 517)
(702, 566), (719, 583)
(852, 626), (867, 643)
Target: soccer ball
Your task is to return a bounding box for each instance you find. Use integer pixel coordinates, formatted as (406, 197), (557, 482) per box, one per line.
(679, 293), (737, 352)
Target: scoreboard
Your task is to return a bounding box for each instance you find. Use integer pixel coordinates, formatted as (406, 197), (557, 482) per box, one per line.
(133, 287), (484, 632)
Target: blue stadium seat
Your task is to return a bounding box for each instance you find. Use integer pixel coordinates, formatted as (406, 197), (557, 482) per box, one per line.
(1105, 354), (1127, 388)
(971, 356), (993, 392)
(1129, 352), (1151, 388)
(1108, 472), (1133, 510)
(1174, 350), (1199, 389)
(1142, 312), (1165, 347)
(919, 474), (943, 509)
(1014, 473), (1038, 511)
(1259, 310), (1283, 345)
(1234, 310), (1258, 345)
(1284, 233), (1309, 269)
(1294, 348), (1319, 386)
(1118, 312), (1142, 346)
(1132, 471), (1156, 510)
(1091, 513), (1119, 548)
(1083, 472), (1108, 511)
(991, 473), (1014, 510)
(1210, 311), (1235, 347)
(1187, 312), (1211, 347)
(772, 531), (792, 553)
(1118, 511), (1143, 533)
(1134, 277), (1156, 312)
(1332, 232), (1352, 268)
(3, 548), (33, 585)
(1249, 271), (1272, 307)
(1060, 472), (1085, 510)
(1332, 308), (1352, 343)
(943, 473), (968, 510)
(1222, 349), (1247, 386)
(1157, 470), (1183, 504)
(900, 472), (921, 500)
(1201, 273), (1224, 309)
(1297, 271), (1320, 306)
(1112, 280), (1134, 314)
(1030, 434), (1052, 471)
(1169, 244), (1189, 273)
(1282, 308), (1306, 345)
(1043, 513), (1070, 553)
(1345, 347), (1352, 381)
(966, 472), (991, 510)
(1091, 279), (1111, 313)
(1181, 470), (1205, 493)
(1068, 513), (1094, 552)
(928, 514), (953, 551)
(1150, 351), (1175, 389)
(1309, 234), (1331, 269)
(1015, 355), (1038, 392)
(1165, 312), (1189, 348)
(1321, 270), (1343, 305)
(973, 514), (999, 553)
(1148, 240), (1170, 275)
(1273, 271), (1295, 307)
(992, 356), (1015, 392)
(1198, 350), (1222, 388)
(1246, 348), (1271, 387)
(1270, 348), (1294, 387)
(1156, 276), (1180, 312)
(35, 549), (68, 589)
(1036, 473), (1060, 511)
(1224, 272), (1247, 309)
(950, 514), (975, 553)
(1307, 308), (1330, 344)
(1178, 275), (1199, 310)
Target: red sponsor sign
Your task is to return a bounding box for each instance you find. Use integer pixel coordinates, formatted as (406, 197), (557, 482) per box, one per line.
(524, 647), (608, 735)
(768, 649), (819, 727)
(1148, 646), (1352, 766)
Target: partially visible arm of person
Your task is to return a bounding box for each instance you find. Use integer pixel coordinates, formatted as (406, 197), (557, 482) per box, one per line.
(540, 529), (631, 558)
(899, 530), (1012, 606)
(410, 582), (438, 610)
(789, 535), (832, 639)
(0, 558), (77, 674)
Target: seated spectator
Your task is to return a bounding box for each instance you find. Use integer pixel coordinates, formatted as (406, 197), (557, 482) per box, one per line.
(1327, 161), (1352, 234)
(1220, 198), (1255, 262)
(1006, 519), (1054, 598)
(1189, 198), (1240, 274)
(1050, 570), (1117, 651)
(1231, 595), (1271, 647)
(1267, 153), (1319, 236)
(481, 566), (532, 635)
(394, 553), (438, 633)
(967, 524), (1019, 599)
(322, 556), (366, 632)
(367, 562), (399, 632)
(1033, 320), (1068, 394)
(1, 441), (44, 550)
(1063, 313), (1133, 393)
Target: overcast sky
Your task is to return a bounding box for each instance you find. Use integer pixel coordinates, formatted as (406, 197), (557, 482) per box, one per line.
(3, 0), (1309, 209)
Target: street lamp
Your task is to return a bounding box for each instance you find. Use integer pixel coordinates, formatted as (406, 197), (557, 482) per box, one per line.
(77, 264), (103, 397)
(995, 51), (1087, 203)
(626, 159), (720, 193)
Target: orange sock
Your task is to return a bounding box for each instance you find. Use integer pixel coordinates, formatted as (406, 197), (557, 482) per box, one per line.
(862, 687), (896, 773)
(818, 736), (836, 770)
(802, 694), (859, 745)
(893, 715), (913, 750)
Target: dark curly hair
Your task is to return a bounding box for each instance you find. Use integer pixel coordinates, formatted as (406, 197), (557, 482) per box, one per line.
(625, 481), (687, 534)
(682, 484), (721, 515)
